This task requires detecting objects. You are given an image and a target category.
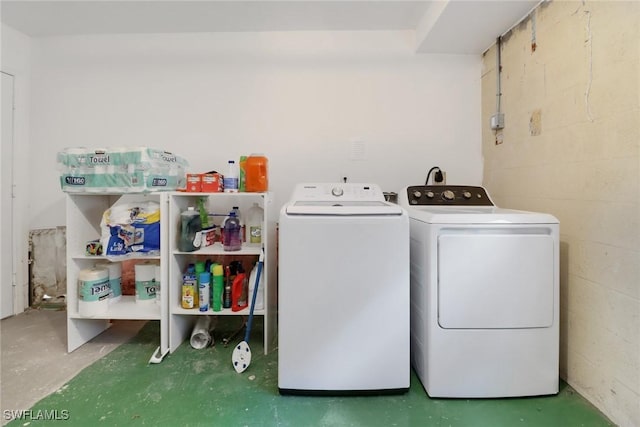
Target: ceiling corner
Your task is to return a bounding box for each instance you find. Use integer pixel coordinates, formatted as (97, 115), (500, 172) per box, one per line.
(414, 1), (540, 55)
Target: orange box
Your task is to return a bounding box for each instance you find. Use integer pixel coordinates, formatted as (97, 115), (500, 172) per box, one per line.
(201, 172), (223, 192)
(186, 173), (202, 192)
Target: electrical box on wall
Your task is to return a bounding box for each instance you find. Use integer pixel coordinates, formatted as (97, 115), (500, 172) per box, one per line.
(491, 113), (505, 130)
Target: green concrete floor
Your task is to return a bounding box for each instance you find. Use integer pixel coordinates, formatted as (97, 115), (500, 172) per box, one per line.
(8, 320), (613, 427)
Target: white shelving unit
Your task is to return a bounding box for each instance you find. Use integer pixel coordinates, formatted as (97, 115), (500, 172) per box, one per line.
(66, 193), (169, 363)
(166, 192), (277, 355)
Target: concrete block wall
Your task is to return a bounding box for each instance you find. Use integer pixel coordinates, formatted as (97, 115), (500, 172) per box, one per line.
(481, 1), (639, 426)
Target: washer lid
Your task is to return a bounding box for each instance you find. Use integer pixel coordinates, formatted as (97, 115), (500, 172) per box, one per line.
(405, 206), (558, 224)
(285, 200), (404, 216)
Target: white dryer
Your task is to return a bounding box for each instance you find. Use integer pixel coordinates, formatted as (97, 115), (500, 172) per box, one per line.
(399, 185), (559, 398)
(278, 183), (410, 395)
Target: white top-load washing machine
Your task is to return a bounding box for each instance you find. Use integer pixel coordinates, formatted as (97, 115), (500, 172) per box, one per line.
(398, 185), (559, 398)
(278, 183), (410, 395)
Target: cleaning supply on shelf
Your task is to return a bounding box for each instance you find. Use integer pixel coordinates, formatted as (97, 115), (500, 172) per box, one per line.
(194, 261), (206, 307)
(223, 211), (242, 251)
(248, 261), (264, 311)
(95, 261), (122, 304)
(223, 265), (232, 309)
(181, 264), (197, 309)
(199, 272), (211, 312)
(179, 207), (202, 252)
(223, 160), (239, 193)
(78, 267), (110, 317)
(239, 156), (247, 192)
(245, 154), (268, 192)
(201, 171), (223, 192)
(197, 197), (210, 228)
(134, 262), (157, 305)
(231, 249), (264, 373)
(231, 272), (248, 312)
(231, 206), (245, 242)
(212, 264), (224, 312)
(247, 202), (264, 244)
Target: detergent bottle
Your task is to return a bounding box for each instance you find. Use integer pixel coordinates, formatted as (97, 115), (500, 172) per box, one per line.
(245, 154), (268, 192)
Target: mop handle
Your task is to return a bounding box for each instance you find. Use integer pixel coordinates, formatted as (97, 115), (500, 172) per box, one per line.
(244, 249), (264, 343)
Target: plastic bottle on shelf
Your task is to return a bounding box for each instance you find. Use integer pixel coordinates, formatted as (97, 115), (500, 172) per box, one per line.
(194, 261), (206, 307)
(231, 206), (240, 220)
(223, 160), (239, 193)
(231, 206), (245, 242)
(179, 207), (201, 252)
(223, 212), (242, 251)
(245, 154), (268, 192)
(231, 272), (248, 312)
(223, 265), (232, 309)
(247, 202), (264, 244)
(211, 264), (224, 312)
(239, 156), (248, 192)
(198, 272), (210, 312)
(181, 264), (197, 309)
(248, 261), (264, 310)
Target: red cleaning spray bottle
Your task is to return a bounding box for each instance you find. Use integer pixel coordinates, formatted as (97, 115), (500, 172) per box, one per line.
(231, 272), (248, 312)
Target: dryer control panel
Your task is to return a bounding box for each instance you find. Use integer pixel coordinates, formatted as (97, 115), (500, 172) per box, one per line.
(403, 185), (494, 206)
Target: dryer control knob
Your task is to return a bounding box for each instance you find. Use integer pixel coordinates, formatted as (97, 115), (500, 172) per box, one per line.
(443, 190), (455, 201)
(412, 190), (422, 199)
(426, 191), (435, 199)
(331, 187), (344, 197)
(463, 191), (472, 199)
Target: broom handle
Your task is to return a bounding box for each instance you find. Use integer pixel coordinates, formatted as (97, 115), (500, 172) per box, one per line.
(244, 249), (264, 343)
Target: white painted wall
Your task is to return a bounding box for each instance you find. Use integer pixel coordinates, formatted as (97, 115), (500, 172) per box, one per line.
(29, 31), (482, 228)
(1, 23), (31, 314)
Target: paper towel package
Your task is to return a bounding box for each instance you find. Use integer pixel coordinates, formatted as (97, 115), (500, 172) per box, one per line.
(58, 147), (188, 193)
(100, 201), (161, 258)
(134, 262), (158, 305)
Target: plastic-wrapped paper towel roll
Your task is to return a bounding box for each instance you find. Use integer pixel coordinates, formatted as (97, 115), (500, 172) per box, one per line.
(106, 147), (125, 191)
(135, 262), (157, 305)
(78, 267), (110, 317)
(63, 147), (88, 193)
(89, 148), (109, 174)
(190, 316), (214, 349)
(65, 147), (88, 169)
(95, 261), (122, 304)
(154, 265), (161, 306)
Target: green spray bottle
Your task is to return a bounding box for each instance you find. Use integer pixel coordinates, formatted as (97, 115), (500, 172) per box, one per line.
(211, 264), (224, 312)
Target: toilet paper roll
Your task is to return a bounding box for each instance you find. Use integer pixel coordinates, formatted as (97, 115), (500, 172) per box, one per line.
(154, 265), (161, 306)
(78, 267), (110, 317)
(135, 263), (157, 305)
(190, 316), (213, 350)
(95, 261), (122, 304)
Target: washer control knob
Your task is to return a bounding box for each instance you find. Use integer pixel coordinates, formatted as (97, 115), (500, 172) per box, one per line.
(463, 191), (472, 199)
(412, 190), (422, 199)
(331, 187), (344, 197)
(442, 190), (455, 201)
(426, 191), (435, 199)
